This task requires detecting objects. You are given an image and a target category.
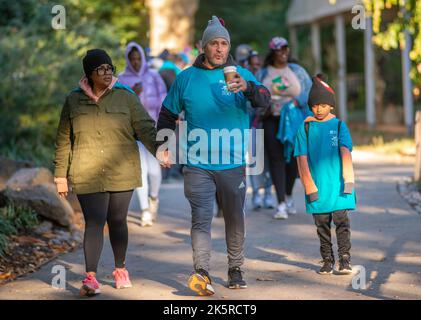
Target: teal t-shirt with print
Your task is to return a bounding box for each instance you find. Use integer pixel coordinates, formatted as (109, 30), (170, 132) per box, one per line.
(163, 65), (259, 171)
(294, 117), (356, 214)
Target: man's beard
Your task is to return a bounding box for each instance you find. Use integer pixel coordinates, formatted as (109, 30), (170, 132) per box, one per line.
(207, 56), (227, 67)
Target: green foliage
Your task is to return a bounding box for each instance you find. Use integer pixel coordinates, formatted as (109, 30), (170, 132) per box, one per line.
(364, 0), (421, 86)
(0, 201), (39, 257)
(0, 0), (148, 167)
(195, 0), (291, 56)
(0, 234), (9, 258)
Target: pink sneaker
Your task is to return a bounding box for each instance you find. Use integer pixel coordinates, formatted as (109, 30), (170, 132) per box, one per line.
(113, 268), (133, 289)
(80, 273), (101, 297)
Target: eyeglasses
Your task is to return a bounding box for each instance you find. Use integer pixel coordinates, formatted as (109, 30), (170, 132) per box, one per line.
(94, 65), (115, 76)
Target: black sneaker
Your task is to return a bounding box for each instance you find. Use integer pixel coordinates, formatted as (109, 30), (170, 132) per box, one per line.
(318, 258), (334, 275)
(338, 255), (353, 274)
(188, 268), (215, 296)
(228, 267), (247, 289)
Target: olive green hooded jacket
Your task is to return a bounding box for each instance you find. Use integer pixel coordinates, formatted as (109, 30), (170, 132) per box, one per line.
(53, 81), (157, 194)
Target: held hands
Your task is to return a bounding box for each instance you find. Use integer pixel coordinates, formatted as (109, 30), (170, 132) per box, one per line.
(54, 177), (68, 198)
(156, 149), (172, 168)
(227, 73), (248, 93)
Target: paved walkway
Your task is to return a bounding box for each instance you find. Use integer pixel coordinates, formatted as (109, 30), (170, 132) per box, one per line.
(1, 155), (420, 300)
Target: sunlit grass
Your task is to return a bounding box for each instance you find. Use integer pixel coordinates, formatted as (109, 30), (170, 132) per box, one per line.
(354, 136), (415, 156)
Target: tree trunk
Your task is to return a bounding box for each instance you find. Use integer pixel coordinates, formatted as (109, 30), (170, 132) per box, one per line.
(374, 50), (385, 125)
(146, 0), (199, 56)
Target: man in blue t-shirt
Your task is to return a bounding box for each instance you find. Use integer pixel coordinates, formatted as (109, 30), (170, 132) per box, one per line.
(157, 16), (270, 296)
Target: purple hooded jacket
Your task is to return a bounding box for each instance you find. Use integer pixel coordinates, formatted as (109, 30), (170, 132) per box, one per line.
(118, 42), (167, 121)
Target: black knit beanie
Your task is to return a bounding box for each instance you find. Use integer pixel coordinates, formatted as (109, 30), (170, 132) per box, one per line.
(308, 74), (336, 108)
(82, 49), (113, 76)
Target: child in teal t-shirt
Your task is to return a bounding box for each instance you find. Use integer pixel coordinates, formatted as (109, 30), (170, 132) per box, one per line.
(294, 75), (356, 275)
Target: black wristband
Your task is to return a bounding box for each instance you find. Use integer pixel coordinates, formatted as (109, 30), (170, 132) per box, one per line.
(308, 192), (319, 203)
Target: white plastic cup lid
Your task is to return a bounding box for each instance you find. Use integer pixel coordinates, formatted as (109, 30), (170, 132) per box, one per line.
(223, 66), (237, 73)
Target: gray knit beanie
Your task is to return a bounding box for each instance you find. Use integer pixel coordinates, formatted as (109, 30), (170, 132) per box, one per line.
(201, 15), (230, 48)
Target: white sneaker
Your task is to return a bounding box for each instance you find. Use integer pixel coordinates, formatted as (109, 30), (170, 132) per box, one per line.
(148, 197), (159, 221)
(140, 210), (154, 227)
(285, 196), (297, 215)
(263, 194), (275, 209)
(252, 193), (262, 210)
(273, 202), (288, 220)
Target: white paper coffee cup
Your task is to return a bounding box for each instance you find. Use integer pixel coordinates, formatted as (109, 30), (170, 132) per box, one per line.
(223, 66), (237, 89)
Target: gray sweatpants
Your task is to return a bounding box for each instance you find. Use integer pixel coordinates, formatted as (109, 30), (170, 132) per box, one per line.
(183, 165), (247, 272)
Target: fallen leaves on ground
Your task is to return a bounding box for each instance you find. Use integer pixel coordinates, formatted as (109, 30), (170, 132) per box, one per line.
(41, 232), (56, 239)
(0, 211), (84, 285)
(0, 271), (12, 280)
(13, 235), (47, 246)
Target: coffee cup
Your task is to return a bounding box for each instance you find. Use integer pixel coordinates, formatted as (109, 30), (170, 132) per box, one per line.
(223, 66), (237, 90)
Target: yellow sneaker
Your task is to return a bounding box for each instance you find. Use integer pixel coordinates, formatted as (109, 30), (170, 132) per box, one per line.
(187, 269), (215, 296)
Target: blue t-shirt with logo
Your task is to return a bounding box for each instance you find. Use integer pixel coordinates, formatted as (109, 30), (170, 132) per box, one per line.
(294, 117), (356, 214)
(163, 65), (260, 171)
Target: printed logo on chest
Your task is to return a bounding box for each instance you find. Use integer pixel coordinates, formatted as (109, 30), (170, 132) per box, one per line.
(219, 80), (232, 96)
(329, 130), (338, 147)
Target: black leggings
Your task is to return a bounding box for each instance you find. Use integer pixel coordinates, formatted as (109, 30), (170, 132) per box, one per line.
(263, 115), (298, 203)
(77, 190), (133, 273)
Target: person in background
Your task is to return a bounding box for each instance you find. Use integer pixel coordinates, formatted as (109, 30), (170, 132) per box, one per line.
(158, 51), (187, 182)
(256, 36), (312, 220)
(247, 50), (275, 210)
(235, 44), (252, 68)
(148, 56), (164, 71)
(159, 50), (182, 91)
(118, 41), (167, 227)
(175, 52), (190, 70)
(247, 50), (262, 76)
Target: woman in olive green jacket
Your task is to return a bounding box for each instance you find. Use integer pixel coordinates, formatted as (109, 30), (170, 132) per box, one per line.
(53, 49), (158, 297)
